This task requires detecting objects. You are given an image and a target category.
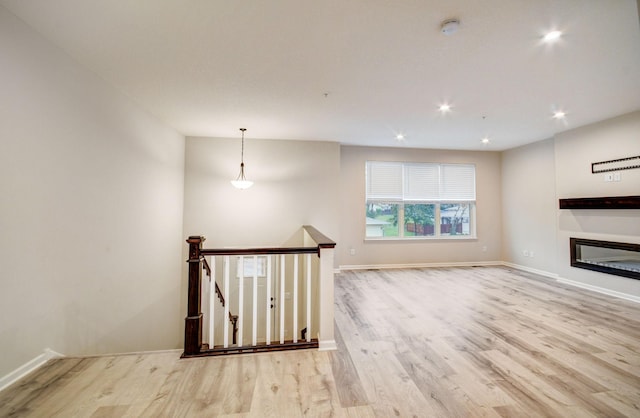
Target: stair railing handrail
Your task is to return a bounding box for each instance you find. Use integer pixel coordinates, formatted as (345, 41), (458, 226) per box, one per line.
(199, 226), (335, 257)
(200, 246), (318, 256)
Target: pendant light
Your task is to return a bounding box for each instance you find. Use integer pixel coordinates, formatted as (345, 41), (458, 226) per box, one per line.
(231, 128), (253, 189)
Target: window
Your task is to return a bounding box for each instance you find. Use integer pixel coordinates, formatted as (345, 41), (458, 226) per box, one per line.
(365, 161), (476, 239)
(236, 256), (267, 278)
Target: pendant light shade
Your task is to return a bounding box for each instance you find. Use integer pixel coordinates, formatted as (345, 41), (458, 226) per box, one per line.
(231, 128), (253, 189)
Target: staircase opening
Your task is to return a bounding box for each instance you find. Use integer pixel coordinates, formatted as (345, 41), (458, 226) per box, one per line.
(182, 225), (336, 357)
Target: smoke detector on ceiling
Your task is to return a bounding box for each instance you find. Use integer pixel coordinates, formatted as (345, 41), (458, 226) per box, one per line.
(441, 19), (460, 35)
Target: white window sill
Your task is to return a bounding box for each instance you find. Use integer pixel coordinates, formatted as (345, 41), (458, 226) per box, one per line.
(365, 235), (477, 242)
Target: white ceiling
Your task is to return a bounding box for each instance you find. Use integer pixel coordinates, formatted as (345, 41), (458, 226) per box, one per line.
(2, 0), (640, 150)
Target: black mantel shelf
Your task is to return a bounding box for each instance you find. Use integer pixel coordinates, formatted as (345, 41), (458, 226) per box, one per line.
(559, 195), (640, 210)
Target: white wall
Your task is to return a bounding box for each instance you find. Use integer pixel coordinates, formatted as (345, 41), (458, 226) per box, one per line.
(554, 111), (640, 296)
(501, 139), (557, 272)
(339, 146), (502, 267)
(0, 6), (185, 378)
(183, 137), (340, 249)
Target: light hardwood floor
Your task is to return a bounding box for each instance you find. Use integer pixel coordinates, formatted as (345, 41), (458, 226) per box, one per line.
(1, 266), (640, 417)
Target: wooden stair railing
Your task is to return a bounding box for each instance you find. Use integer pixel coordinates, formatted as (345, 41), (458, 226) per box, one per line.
(182, 227), (336, 358)
(202, 258), (239, 345)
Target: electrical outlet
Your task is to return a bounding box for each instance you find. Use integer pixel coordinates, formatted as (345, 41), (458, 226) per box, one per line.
(604, 173), (613, 182)
(349, 248), (356, 256)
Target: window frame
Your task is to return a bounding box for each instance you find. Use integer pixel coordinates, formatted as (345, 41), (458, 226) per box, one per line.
(365, 161), (477, 241)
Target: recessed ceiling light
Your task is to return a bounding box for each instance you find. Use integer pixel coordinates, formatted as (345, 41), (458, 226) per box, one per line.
(553, 111), (566, 119)
(396, 133), (405, 141)
(439, 103), (452, 113)
(543, 30), (562, 43)
(481, 137), (490, 145)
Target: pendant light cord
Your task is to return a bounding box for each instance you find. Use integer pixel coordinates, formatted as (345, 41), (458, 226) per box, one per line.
(231, 127), (253, 188)
(240, 128), (246, 166)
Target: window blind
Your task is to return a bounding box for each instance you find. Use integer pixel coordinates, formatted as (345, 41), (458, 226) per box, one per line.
(366, 161), (475, 201)
(404, 163), (439, 200)
(366, 161), (403, 200)
(440, 164), (476, 201)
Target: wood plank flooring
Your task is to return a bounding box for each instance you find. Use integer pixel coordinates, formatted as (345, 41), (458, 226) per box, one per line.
(1, 266), (640, 417)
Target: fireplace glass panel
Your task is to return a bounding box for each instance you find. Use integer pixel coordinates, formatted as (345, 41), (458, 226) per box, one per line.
(571, 238), (640, 280)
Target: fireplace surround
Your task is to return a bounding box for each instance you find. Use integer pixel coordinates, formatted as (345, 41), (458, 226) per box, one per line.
(570, 238), (640, 280)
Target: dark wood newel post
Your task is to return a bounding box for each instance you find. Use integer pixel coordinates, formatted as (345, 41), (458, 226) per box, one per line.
(184, 235), (205, 356)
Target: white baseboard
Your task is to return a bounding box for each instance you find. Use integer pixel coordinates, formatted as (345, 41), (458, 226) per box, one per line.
(318, 340), (337, 351)
(556, 277), (640, 304)
(339, 260), (502, 271)
(500, 262), (560, 280)
(502, 262), (640, 304)
(0, 348), (64, 393)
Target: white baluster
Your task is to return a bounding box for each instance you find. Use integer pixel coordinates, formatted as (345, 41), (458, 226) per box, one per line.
(223, 255), (230, 348)
(238, 256), (244, 347)
(293, 254), (298, 343)
(266, 255), (272, 345)
(280, 254), (285, 344)
(252, 255), (258, 347)
(306, 253), (311, 342)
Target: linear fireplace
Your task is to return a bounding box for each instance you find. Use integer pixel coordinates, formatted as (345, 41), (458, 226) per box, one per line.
(570, 238), (640, 280)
